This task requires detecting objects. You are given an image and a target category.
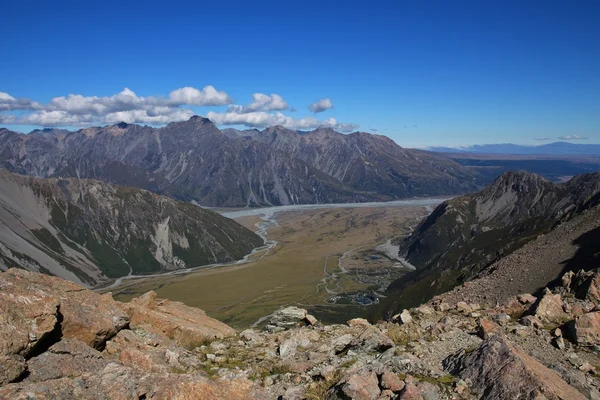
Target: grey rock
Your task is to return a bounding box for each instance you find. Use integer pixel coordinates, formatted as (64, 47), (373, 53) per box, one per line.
(0, 355), (26, 385)
(268, 307), (308, 330)
(240, 329), (263, 343)
(350, 327), (395, 353)
(25, 339), (110, 383)
(444, 335), (586, 400)
(332, 334), (354, 353)
(327, 369), (381, 400)
(399, 310), (413, 324)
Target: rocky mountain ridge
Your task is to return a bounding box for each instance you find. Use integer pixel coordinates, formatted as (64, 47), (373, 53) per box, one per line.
(0, 170), (262, 285)
(377, 171), (600, 318)
(2, 267), (600, 399)
(0, 116), (481, 207)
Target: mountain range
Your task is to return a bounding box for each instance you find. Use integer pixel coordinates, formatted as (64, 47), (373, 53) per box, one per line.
(0, 170), (262, 285)
(0, 117), (482, 207)
(428, 142), (600, 155)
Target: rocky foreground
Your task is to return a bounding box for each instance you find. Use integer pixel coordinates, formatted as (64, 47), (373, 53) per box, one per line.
(2, 268), (600, 399)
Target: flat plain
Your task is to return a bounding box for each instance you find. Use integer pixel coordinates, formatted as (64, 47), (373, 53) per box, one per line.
(111, 205), (429, 328)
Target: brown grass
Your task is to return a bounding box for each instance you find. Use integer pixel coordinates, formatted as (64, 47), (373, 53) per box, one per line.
(111, 206), (428, 328)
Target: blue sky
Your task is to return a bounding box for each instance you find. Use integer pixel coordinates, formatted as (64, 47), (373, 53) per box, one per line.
(1, 0), (599, 147)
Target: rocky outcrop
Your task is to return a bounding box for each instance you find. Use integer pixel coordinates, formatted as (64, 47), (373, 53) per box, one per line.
(0, 269), (262, 399)
(0, 268), (129, 349)
(566, 312), (600, 347)
(0, 170), (263, 285)
(533, 289), (569, 323)
(570, 269), (600, 303)
(2, 267), (600, 399)
(264, 306), (315, 332)
(122, 290), (234, 348)
(0, 271), (60, 358)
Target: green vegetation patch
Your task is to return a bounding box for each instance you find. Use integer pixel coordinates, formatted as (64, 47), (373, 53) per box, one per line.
(31, 228), (64, 254)
(123, 239), (162, 275)
(172, 234), (213, 267)
(86, 237), (131, 278)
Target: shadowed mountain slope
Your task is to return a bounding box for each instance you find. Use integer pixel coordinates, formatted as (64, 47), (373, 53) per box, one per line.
(0, 170), (263, 285)
(374, 171), (600, 319)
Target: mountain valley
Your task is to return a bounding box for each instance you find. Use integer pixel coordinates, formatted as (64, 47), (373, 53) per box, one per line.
(1, 148), (600, 399)
(108, 202), (437, 328)
(3, 3), (600, 397)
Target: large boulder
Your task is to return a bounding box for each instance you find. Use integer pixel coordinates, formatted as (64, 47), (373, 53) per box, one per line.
(1, 269), (129, 350)
(121, 291), (235, 348)
(444, 335), (586, 400)
(327, 369), (381, 400)
(351, 326), (395, 353)
(397, 376), (424, 400)
(266, 306), (309, 331)
(533, 289), (569, 323)
(566, 311), (600, 346)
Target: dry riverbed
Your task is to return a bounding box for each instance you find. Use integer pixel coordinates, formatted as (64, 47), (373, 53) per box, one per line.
(111, 205), (430, 328)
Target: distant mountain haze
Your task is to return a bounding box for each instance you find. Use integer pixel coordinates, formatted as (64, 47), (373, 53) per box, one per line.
(428, 142), (600, 156)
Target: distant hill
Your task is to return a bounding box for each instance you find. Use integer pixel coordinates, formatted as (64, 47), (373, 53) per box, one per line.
(428, 142), (600, 156)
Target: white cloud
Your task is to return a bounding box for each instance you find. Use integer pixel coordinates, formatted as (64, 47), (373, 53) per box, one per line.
(45, 86), (230, 116)
(308, 98), (333, 113)
(320, 118), (359, 132)
(558, 135), (588, 140)
(168, 86), (231, 106)
(225, 93), (288, 113)
(206, 110), (358, 132)
(0, 86), (230, 126)
(244, 93), (288, 112)
(104, 108), (194, 125)
(0, 88), (358, 132)
(0, 92), (39, 111)
(0, 110), (94, 126)
(0, 92), (15, 102)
